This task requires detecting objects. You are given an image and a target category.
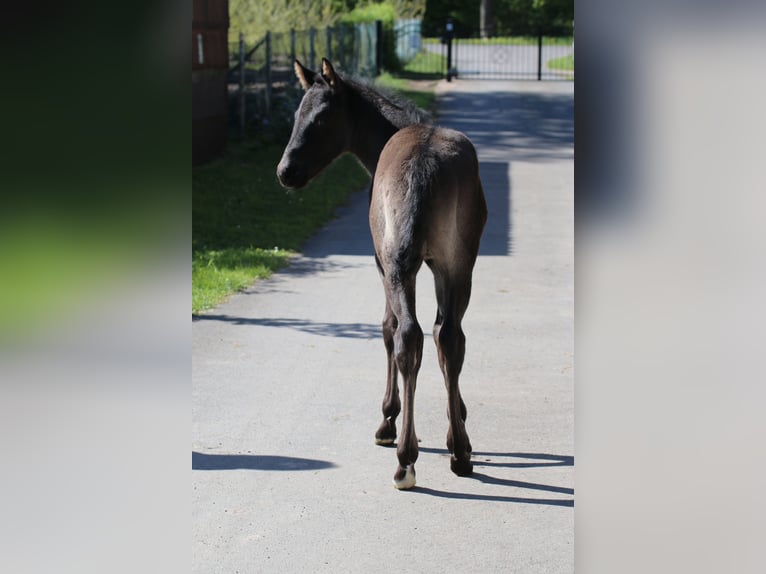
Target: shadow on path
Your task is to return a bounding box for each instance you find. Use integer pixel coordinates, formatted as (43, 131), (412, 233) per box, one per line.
(412, 448), (574, 505)
(293, 160), (512, 258)
(438, 88), (574, 162)
(411, 486), (573, 506)
(471, 472), (573, 495)
(478, 161), (512, 256)
(419, 447), (573, 469)
(192, 451), (336, 471)
(192, 314), (381, 339)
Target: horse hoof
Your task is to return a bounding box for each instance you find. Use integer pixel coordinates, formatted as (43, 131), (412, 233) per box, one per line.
(450, 456), (473, 477)
(392, 465), (416, 490)
(375, 419), (397, 446)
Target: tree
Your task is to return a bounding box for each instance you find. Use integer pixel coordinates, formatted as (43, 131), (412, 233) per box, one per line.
(423, 0), (573, 37)
(229, 0), (430, 42)
(391, 0), (427, 19)
(421, 0), (478, 37)
(229, 0), (337, 42)
(480, 0), (494, 38)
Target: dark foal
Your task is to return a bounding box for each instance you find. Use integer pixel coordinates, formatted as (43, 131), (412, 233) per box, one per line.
(277, 59), (487, 489)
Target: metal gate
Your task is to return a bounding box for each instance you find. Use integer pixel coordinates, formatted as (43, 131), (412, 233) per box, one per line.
(397, 24), (574, 81)
(450, 34), (573, 80)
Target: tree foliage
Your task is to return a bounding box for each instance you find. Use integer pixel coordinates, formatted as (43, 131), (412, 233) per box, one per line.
(229, 0), (337, 42)
(229, 0), (572, 44)
(422, 0), (573, 37)
(230, 0), (427, 43)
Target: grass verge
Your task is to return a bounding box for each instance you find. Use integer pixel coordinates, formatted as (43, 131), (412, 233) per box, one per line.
(193, 143), (369, 314)
(399, 50), (447, 80)
(192, 247), (290, 313)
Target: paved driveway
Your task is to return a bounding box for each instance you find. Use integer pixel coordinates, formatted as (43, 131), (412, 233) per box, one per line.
(193, 78), (573, 573)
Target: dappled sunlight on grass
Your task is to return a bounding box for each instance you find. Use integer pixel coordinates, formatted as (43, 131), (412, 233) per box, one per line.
(192, 247), (292, 313)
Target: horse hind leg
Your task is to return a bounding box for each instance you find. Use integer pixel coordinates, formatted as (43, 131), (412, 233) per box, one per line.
(433, 272), (474, 477)
(375, 300), (400, 446)
(432, 309), (468, 428)
(385, 275), (422, 490)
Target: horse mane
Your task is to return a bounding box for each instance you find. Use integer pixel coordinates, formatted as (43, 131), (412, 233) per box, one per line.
(343, 75), (432, 129)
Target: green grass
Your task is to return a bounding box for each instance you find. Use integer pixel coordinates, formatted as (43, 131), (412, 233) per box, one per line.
(375, 73), (437, 112)
(547, 53), (574, 71)
(192, 142), (369, 314)
(192, 247), (291, 313)
(399, 50), (447, 80)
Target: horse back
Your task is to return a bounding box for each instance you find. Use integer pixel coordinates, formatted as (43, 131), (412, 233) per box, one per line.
(370, 124), (487, 278)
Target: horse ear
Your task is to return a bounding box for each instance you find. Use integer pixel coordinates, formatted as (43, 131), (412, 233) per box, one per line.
(294, 59), (315, 91)
(321, 58), (342, 91)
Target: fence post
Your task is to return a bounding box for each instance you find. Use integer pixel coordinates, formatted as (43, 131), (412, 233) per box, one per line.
(290, 29), (295, 64)
(326, 27), (332, 61)
(265, 31), (272, 115)
(309, 27), (316, 70)
(537, 30), (543, 80)
(239, 32), (245, 139)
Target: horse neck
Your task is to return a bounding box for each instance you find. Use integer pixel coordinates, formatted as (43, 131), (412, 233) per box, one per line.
(346, 87), (413, 175)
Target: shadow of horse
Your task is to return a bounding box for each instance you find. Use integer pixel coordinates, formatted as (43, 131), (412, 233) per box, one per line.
(192, 451), (336, 471)
(412, 449), (574, 506)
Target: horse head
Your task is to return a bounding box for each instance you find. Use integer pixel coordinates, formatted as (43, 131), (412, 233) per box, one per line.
(277, 58), (351, 189)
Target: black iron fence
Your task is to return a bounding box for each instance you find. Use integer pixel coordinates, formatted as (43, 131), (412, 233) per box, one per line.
(226, 20), (573, 141)
(394, 25), (574, 81)
(451, 34), (573, 80)
(228, 23), (380, 139)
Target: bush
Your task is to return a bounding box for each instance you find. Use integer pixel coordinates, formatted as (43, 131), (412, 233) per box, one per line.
(340, 2), (397, 24)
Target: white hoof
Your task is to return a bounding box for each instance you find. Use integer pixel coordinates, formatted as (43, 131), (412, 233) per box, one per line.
(375, 437), (395, 446)
(392, 465), (416, 490)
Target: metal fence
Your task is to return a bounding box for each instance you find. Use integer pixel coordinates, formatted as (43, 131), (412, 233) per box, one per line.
(228, 23), (380, 139)
(394, 26), (574, 81)
(451, 35), (574, 80)
(226, 20), (573, 142)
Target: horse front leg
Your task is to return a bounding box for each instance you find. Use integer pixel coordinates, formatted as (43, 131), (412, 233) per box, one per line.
(375, 300), (400, 445)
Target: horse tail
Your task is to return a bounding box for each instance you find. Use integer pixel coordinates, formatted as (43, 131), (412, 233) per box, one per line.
(394, 127), (438, 277)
